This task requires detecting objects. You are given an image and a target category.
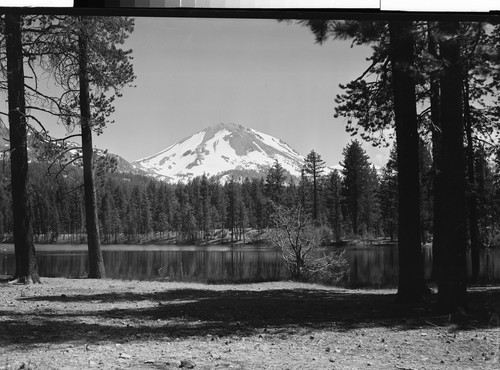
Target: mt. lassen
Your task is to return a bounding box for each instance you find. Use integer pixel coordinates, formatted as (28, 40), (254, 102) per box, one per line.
(134, 123), (306, 183)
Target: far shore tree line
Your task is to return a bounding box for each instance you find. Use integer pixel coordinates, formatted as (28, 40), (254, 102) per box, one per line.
(0, 141), (438, 245)
(1, 13), (500, 314)
(2, 137), (498, 249)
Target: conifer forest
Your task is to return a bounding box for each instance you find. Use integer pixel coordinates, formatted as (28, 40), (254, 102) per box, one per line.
(1, 138), (499, 249)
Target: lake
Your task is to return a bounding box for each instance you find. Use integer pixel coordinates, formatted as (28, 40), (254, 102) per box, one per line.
(1, 244), (500, 287)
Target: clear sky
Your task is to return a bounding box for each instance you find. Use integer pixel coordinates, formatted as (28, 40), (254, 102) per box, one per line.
(88, 17), (390, 168)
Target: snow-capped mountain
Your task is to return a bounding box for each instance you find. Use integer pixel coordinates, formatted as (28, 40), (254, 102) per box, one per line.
(134, 123), (306, 183)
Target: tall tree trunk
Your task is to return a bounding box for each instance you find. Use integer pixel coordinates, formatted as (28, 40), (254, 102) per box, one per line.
(352, 188), (358, 236)
(5, 13), (40, 283)
(428, 21), (443, 282)
(437, 21), (467, 313)
(334, 180), (341, 241)
(463, 78), (481, 283)
(300, 169), (307, 211)
(388, 20), (427, 303)
(419, 141), (426, 244)
(78, 18), (105, 278)
(313, 171), (318, 222)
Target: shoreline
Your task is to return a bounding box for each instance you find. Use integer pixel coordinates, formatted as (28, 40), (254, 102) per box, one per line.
(0, 237), (396, 248)
(0, 228), (400, 248)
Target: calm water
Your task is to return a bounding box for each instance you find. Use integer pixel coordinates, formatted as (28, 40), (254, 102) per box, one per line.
(1, 244), (500, 287)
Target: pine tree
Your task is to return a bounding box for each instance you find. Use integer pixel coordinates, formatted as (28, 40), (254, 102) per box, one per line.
(250, 177), (267, 231)
(136, 187), (153, 236)
(437, 21), (467, 312)
(226, 178), (242, 242)
(389, 20), (427, 302)
(32, 15), (136, 276)
(419, 139), (433, 244)
(378, 146), (398, 240)
(326, 169), (343, 241)
(216, 183), (227, 242)
(360, 165), (380, 236)
(303, 150), (326, 223)
(475, 146), (499, 245)
(4, 13), (40, 283)
(265, 160), (287, 204)
(340, 140), (371, 236)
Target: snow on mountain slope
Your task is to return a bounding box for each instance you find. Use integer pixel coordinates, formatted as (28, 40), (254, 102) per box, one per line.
(134, 123), (306, 183)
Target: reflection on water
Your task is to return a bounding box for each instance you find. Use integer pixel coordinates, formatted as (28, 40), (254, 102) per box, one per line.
(0, 245), (285, 283)
(347, 246), (398, 288)
(1, 244), (500, 287)
(346, 246), (500, 287)
(104, 247), (285, 283)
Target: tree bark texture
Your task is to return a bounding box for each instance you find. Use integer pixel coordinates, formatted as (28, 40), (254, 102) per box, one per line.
(428, 22), (444, 282)
(5, 13), (40, 283)
(463, 79), (481, 282)
(437, 21), (467, 312)
(78, 18), (106, 278)
(388, 21), (427, 303)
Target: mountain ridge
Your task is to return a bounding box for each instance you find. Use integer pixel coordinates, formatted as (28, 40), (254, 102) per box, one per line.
(0, 122), (154, 178)
(1, 121), (346, 183)
(134, 122), (307, 183)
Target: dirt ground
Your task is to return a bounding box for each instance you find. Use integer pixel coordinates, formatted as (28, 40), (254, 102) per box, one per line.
(0, 278), (499, 369)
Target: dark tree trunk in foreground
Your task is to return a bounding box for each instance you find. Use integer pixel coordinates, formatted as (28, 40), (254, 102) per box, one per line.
(428, 22), (443, 282)
(437, 21), (467, 313)
(78, 19), (105, 278)
(389, 21), (427, 303)
(463, 80), (481, 282)
(6, 13), (40, 283)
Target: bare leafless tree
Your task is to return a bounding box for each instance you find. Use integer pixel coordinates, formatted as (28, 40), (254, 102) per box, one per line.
(269, 202), (348, 284)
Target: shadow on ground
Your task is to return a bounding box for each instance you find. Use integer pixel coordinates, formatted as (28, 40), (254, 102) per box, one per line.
(1, 284), (499, 347)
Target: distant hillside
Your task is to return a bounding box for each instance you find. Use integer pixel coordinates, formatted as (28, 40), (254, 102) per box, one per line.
(0, 123), (149, 177)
